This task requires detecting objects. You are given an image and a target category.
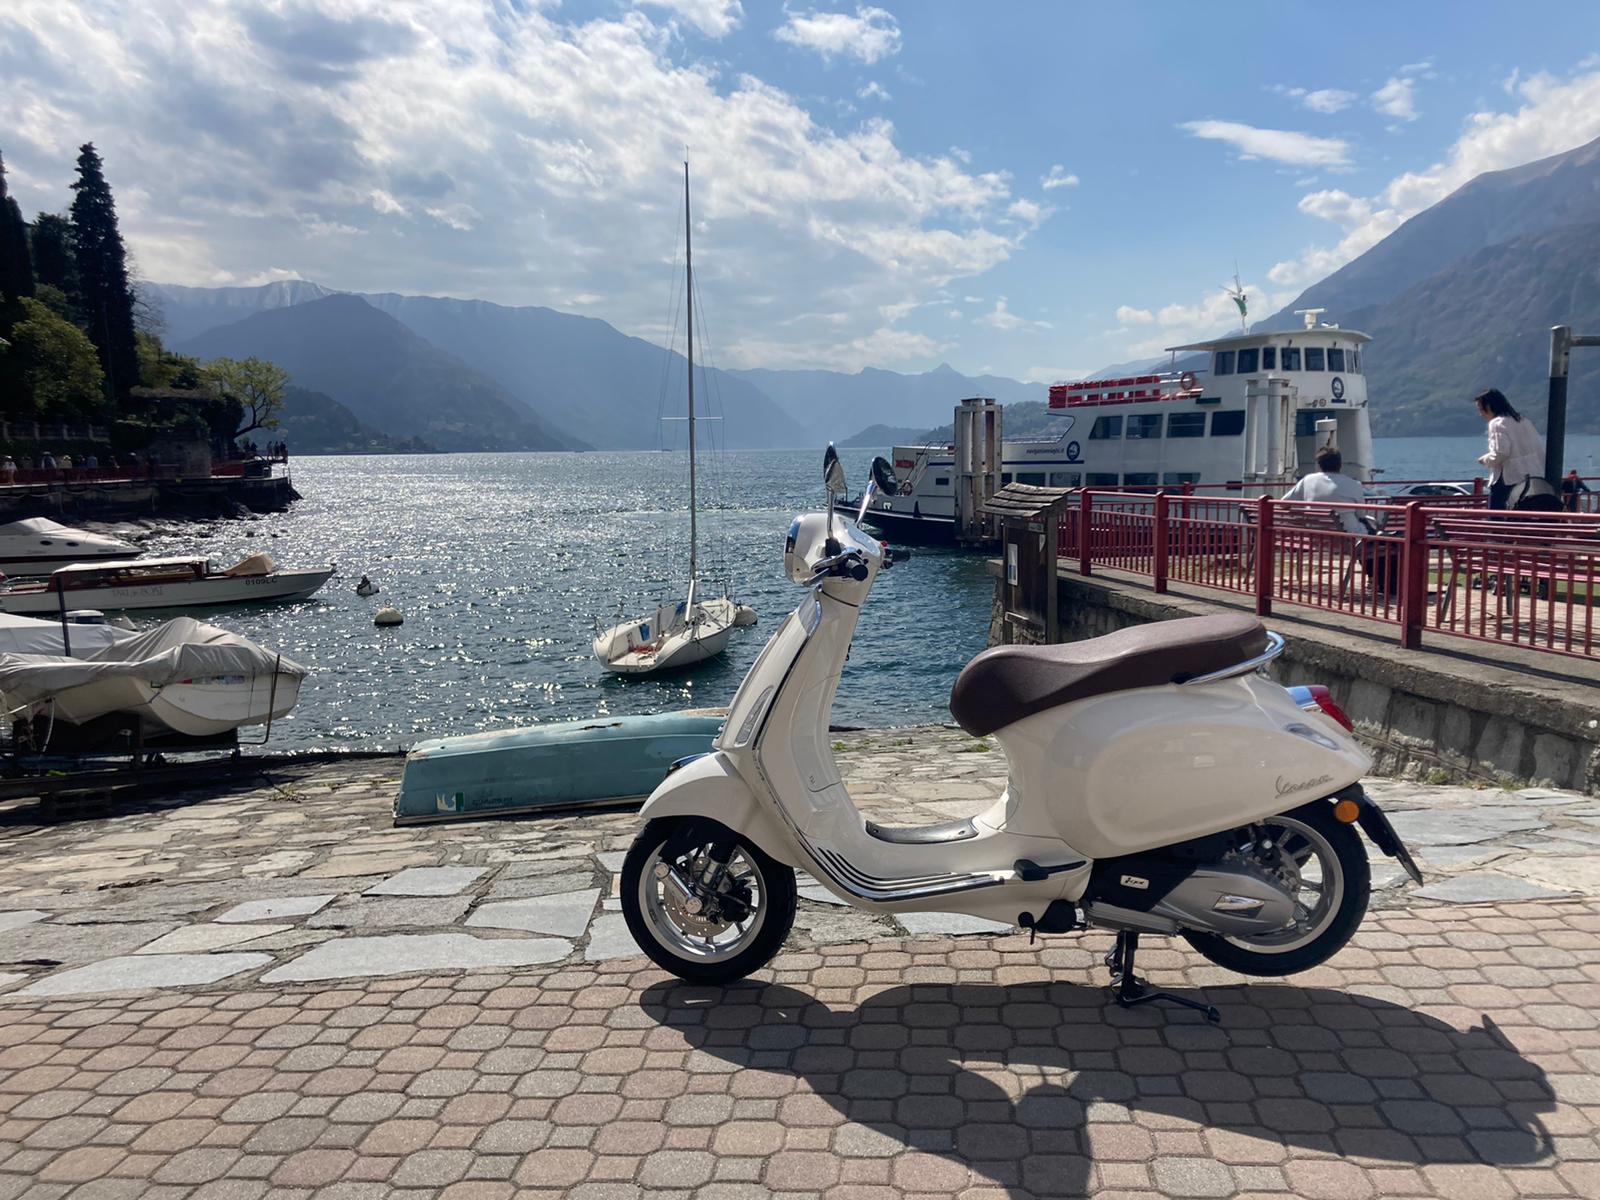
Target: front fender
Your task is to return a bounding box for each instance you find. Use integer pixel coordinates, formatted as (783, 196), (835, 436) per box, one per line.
(638, 751), (801, 869)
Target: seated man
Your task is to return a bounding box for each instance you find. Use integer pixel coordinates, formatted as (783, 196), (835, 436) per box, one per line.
(1282, 446), (1398, 596)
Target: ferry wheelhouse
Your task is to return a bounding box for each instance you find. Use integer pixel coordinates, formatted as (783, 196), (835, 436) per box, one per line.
(857, 311), (1374, 545)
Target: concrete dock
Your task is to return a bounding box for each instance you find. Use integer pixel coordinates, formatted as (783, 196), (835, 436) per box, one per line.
(0, 727), (1597, 1196)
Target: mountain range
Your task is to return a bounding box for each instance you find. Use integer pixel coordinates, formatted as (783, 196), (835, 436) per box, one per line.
(151, 132), (1600, 451)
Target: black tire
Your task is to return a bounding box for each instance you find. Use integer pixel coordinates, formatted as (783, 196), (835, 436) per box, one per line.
(1182, 802), (1370, 977)
(620, 817), (796, 985)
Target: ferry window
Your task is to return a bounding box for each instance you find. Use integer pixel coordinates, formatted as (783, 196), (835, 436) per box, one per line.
(1305, 347), (1326, 371)
(1167, 412), (1206, 438)
(1211, 410), (1246, 436)
(1281, 347), (1301, 371)
(934, 476), (950, 486)
(1049, 471), (1081, 487)
(1294, 411), (1321, 437)
(1261, 346), (1276, 370)
(1017, 472), (1047, 485)
(1001, 473), (1013, 485)
(1351, 349), (1362, 374)
(1163, 472), (1201, 485)
(1089, 415), (1123, 439)
(1123, 473), (1158, 488)
(1236, 348), (1259, 374)
(1127, 414), (1162, 440)
(1214, 351), (1235, 375)
(1327, 348), (1346, 372)
(1087, 473), (1120, 487)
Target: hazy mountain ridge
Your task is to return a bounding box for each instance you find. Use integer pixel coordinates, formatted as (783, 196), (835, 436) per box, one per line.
(179, 295), (583, 452)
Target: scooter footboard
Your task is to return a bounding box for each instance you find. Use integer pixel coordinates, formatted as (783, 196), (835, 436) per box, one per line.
(637, 751), (802, 869)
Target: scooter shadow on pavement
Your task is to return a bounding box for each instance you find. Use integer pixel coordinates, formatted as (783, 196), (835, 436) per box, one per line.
(637, 978), (1555, 1198)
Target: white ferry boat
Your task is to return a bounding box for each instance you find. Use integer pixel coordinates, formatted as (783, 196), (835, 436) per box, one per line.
(853, 310), (1374, 545)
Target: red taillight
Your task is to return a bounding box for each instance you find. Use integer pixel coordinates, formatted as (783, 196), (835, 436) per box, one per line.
(1303, 684), (1355, 733)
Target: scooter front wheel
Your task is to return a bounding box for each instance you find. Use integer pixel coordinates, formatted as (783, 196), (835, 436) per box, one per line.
(621, 817), (797, 984)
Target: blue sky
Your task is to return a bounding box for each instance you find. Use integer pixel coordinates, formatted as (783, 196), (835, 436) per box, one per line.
(4, 1), (1599, 380)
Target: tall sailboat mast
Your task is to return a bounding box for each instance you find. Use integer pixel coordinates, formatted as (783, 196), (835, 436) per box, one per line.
(684, 161), (697, 589)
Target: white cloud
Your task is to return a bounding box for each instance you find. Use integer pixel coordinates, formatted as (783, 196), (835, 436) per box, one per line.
(976, 297), (1049, 332)
(634, 0), (743, 37)
(1006, 197), (1048, 228)
(857, 80), (890, 102)
(1041, 164), (1079, 190)
(1120, 282), (1281, 358)
(1179, 120), (1351, 166)
(0, 0), (1039, 374)
(1115, 305), (1154, 325)
(1372, 76), (1418, 122)
(1295, 189), (1373, 230)
(774, 6), (901, 65)
(1271, 63), (1600, 288)
(1302, 88), (1356, 114)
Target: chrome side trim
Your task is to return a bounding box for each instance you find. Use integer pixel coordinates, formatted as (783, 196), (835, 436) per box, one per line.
(809, 844), (1006, 903)
(1179, 631), (1285, 686)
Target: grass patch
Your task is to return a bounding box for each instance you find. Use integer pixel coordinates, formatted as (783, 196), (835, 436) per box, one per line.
(954, 739), (993, 753)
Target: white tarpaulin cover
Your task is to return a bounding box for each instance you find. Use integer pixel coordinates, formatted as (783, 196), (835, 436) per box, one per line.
(0, 616), (307, 710)
(0, 613), (133, 657)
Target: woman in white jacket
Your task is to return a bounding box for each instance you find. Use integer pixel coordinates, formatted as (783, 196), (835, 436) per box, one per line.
(1476, 388), (1545, 510)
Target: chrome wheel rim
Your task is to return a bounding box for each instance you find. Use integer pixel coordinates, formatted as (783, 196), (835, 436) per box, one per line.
(1224, 815), (1344, 954)
(637, 836), (769, 963)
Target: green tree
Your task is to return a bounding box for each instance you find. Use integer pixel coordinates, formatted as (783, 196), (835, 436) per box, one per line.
(205, 356), (287, 438)
(136, 330), (203, 389)
(69, 143), (138, 406)
(0, 297), (104, 417)
(0, 150), (36, 304)
(28, 213), (78, 306)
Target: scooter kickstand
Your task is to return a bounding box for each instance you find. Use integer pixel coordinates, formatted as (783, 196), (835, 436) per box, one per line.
(1107, 932), (1221, 1024)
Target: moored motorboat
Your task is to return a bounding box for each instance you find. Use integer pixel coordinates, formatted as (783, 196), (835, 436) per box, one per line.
(0, 553), (334, 614)
(0, 616), (307, 737)
(394, 709), (726, 824)
(0, 518), (139, 576)
(0, 611), (135, 657)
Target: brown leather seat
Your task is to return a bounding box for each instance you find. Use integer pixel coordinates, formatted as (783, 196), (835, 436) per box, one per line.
(949, 615), (1269, 736)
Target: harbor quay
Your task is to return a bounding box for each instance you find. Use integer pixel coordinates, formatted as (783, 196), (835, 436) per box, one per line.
(0, 728), (1598, 1196)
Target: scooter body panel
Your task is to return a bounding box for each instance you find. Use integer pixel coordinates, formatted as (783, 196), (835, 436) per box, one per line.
(637, 750), (804, 870)
(992, 673), (1372, 860)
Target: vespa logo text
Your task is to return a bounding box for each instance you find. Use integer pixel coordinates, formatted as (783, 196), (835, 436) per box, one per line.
(1275, 774), (1334, 798)
(1119, 875), (1149, 890)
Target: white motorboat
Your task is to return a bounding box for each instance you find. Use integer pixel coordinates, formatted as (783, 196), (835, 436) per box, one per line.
(0, 616), (306, 737)
(595, 163), (754, 675)
(0, 552), (335, 614)
(0, 518), (139, 576)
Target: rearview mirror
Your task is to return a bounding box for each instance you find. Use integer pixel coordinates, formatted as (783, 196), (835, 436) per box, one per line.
(822, 444), (847, 497)
(870, 456), (896, 495)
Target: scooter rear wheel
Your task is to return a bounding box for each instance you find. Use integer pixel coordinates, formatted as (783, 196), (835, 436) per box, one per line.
(621, 817), (796, 985)
(1182, 802), (1370, 977)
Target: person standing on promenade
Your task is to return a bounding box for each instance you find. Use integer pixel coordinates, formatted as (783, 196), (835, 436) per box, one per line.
(1561, 469), (1591, 512)
(1476, 388), (1545, 510)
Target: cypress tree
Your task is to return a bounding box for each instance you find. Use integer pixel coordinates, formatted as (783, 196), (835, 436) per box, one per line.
(29, 213), (78, 301)
(0, 150), (36, 303)
(69, 143), (138, 405)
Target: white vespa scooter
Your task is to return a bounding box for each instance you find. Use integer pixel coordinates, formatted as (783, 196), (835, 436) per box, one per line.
(621, 449), (1421, 1021)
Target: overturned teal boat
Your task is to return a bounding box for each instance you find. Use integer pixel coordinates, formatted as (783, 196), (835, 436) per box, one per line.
(394, 710), (725, 825)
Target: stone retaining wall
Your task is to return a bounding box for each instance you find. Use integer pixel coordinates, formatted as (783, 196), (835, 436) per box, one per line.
(989, 567), (1600, 794)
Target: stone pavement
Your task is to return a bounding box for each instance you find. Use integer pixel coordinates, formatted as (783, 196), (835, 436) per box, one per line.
(0, 726), (1597, 1195)
(1, 727), (1596, 999)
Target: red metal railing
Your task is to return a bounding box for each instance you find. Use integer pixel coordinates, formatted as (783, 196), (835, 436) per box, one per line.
(1059, 490), (1600, 659)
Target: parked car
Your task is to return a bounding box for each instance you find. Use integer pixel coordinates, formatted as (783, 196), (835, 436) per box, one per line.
(1388, 481), (1475, 501)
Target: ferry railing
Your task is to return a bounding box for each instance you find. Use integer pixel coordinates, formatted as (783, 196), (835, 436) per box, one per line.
(1058, 490), (1600, 659)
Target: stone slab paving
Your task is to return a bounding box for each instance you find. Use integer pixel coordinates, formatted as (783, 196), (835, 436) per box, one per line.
(0, 726), (1597, 1000)
(0, 902), (1593, 1198)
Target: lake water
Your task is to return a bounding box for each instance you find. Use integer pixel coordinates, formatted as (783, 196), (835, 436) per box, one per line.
(133, 433), (1600, 752)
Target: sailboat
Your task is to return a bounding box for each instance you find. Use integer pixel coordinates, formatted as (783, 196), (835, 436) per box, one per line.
(594, 164), (755, 676)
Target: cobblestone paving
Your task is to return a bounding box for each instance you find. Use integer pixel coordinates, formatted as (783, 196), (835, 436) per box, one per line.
(0, 726), (1597, 999)
(0, 902), (1596, 1198)
(0, 728), (1598, 1194)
